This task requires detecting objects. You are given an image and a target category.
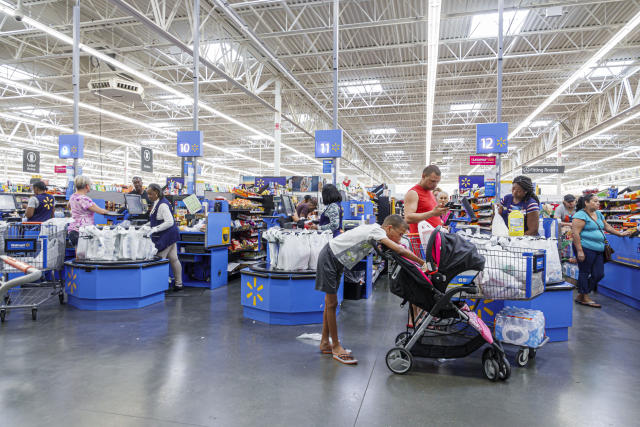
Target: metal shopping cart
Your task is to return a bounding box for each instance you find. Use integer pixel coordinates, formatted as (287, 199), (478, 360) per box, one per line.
(0, 222), (67, 322)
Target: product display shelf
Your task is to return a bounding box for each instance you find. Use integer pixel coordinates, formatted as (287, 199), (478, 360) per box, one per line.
(600, 197), (640, 230)
(229, 194), (266, 276)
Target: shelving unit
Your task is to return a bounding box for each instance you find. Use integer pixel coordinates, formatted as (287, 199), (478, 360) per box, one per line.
(228, 194), (267, 276)
(600, 197), (640, 230)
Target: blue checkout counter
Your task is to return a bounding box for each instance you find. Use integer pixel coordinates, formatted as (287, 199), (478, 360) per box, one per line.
(599, 235), (640, 309)
(64, 258), (169, 310)
(241, 262), (343, 325)
(176, 209), (231, 289)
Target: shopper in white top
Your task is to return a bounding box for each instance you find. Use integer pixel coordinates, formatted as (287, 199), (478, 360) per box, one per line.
(147, 184), (183, 291)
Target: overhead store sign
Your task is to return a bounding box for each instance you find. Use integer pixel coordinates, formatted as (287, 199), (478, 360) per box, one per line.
(459, 175), (484, 191)
(522, 165), (565, 174)
(54, 165), (66, 174)
(58, 134), (84, 159)
(177, 131), (203, 157)
(315, 129), (342, 158)
(469, 155), (496, 166)
(255, 177), (286, 188)
(141, 147), (153, 173)
(476, 122), (508, 154)
(23, 149), (40, 173)
(322, 159), (334, 173)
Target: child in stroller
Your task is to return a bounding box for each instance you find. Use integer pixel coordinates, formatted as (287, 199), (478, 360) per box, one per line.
(381, 226), (510, 381)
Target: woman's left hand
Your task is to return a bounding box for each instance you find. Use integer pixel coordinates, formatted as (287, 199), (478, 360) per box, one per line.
(622, 228), (635, 237)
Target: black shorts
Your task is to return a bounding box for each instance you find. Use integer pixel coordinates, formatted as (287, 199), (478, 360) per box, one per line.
(315, 244), (344, 295)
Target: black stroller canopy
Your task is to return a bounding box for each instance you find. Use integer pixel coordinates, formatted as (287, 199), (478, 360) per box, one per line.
(426, 227), (485, 282)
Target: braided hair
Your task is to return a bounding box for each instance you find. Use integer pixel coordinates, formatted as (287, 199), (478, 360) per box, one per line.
(512, 175), (540, 205)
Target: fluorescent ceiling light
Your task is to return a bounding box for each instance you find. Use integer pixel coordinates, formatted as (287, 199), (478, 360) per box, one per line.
(247, 135), (264, 141)
(13, 107), (51, 117)
(385, 150), (404, 155)
(370, 128), (397, 135)
(298, 114), (311, 122)
(587, 60), (634, 78)
(624, 145), (640, 151)
(588, 134), (613, 140)
(450, 103), (481, 112)
(0, 64), (36, 80)
(510, 9), (640, 139)
(394, 163), (409, 168)
(442, 156), (453, 160)
(468, 10), (529, 39)
(529, 120), (552, 127)
(342, 79), (383, 95)
(443, 138), (464, 144)
(154, 122), (175, 128)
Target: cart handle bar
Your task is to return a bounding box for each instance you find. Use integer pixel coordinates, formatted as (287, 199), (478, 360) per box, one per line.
(0, 255), (37, 273)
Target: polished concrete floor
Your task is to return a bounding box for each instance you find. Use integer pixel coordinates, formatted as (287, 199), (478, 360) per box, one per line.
(0, 277), (639, 427)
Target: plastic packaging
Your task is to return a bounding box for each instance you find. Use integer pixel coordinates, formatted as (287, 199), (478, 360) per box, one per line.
(491, 205), (509, 237)
(495, 307), (546, 348)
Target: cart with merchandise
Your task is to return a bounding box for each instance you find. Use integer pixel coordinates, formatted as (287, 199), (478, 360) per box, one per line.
(0, 222), (67, 322)
(405, 232), (550, 368)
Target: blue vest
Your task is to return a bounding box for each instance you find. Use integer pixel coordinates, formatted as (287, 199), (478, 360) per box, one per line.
(319, 203), (343, 237)
(31, 193), (55, 222)
(149, 198), (180, 252)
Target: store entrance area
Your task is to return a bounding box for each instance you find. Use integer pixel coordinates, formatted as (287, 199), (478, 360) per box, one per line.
(1, 277), (638, 427)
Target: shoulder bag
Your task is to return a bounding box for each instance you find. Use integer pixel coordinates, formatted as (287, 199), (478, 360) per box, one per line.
(588, 213), (614, 263)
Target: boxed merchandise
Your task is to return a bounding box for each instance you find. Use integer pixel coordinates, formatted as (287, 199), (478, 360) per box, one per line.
(495, 306), (546, 348)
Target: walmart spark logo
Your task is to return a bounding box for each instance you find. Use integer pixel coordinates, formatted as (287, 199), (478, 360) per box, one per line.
(496, 137), (507, 148)
(461, 177), (471, 188)
(71, 145), (78, 155)
(256, 179), (265, 187)
(43, 197), (54, 210)
(246, 277), (263, 306)
(191, 143), (200, 153)
(66, 268), (77, 294)
(331, 142), (340, 152)
(468, 299), (494, 319)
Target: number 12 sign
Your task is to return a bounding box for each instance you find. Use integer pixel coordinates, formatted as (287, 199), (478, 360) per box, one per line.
(476, 122), (508, 154)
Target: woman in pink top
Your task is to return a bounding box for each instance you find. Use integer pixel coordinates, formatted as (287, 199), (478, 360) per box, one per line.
(68, 175), (113, 246)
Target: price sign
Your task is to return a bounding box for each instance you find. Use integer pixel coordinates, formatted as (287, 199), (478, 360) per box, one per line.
(476, 123), (508, 154)
(315, 129), (342, 158)
(322, 159), (333, 173)
(177, 131), (203, 157)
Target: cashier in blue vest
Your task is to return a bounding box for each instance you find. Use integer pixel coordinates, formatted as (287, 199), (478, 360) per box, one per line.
(25, 181), (55, 222)
(146, 183), (183, 292)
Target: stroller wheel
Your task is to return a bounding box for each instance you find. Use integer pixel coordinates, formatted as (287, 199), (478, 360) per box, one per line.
(395, 332), (411, 347)
(498, 356), (511, 381)
(483, 358), (500, 382)
(386, 347), (413, 375)
(516, 349), (529, 367)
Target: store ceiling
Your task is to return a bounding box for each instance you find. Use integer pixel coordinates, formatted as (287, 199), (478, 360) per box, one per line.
(0, 0), (639, 191)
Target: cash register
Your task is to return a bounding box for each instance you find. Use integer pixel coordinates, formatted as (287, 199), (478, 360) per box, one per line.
(124, 193), (149, 226)
(0, 194), (21, 222)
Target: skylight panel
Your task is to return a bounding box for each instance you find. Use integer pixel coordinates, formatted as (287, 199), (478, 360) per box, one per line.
(202, 42), (244, 64)
(342, 79), (383, 95)
(468, 10), (529, 39)
(588, 60), (634, 78)
(450, 103), (481, 112)
(370, 128), (397, 135)
(529, 120), (552, 127)
(0, 64), (36, 81)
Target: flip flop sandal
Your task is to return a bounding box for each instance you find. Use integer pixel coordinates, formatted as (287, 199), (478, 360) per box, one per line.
(321, 348), (352, 354)
(576, 300), (601, 308)
(333, 352), (358, 365)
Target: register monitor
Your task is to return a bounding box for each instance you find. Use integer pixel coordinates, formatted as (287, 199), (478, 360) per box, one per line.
(0, 194), (17, 211)
(280, 195), (295, 217)
(124, 193), (144, 215)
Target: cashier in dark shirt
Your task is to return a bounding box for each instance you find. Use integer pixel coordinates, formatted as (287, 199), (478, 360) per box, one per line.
(131, 176), (151, 213)
(296, 195), (312, 218)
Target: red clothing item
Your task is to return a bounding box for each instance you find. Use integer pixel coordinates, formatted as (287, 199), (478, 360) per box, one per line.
(407, 184), (442, 233)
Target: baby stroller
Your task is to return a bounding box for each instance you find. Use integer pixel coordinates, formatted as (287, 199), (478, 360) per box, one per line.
(380, 226), (510, 381)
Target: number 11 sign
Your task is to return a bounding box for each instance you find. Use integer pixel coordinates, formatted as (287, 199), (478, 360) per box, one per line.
(476, 122), (508, 154)
(315, 129), (342, 159)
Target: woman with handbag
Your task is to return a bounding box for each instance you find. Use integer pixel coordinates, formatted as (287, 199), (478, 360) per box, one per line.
(571, 194), (634, 307)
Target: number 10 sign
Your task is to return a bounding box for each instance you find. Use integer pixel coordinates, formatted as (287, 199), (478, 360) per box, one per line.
(476, 122), (508, 154)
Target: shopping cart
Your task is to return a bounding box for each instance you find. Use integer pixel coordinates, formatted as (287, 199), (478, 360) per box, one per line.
(452, 243), (549, 367)
(0, 222), (67, 322)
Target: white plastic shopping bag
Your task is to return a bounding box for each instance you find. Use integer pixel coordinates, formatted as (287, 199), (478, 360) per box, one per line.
(491, 205), (509, 237)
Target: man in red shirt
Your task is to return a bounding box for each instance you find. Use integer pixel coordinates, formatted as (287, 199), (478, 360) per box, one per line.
(404, 165), (449, 233)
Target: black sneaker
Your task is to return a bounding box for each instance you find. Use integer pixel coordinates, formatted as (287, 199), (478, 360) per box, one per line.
(173, 285), (184, 292)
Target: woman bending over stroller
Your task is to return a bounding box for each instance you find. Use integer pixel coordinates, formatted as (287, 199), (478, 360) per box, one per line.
(315, 214), (426, 365)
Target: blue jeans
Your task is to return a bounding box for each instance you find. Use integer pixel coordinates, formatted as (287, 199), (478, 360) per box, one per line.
(574, 246), (605, 295)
